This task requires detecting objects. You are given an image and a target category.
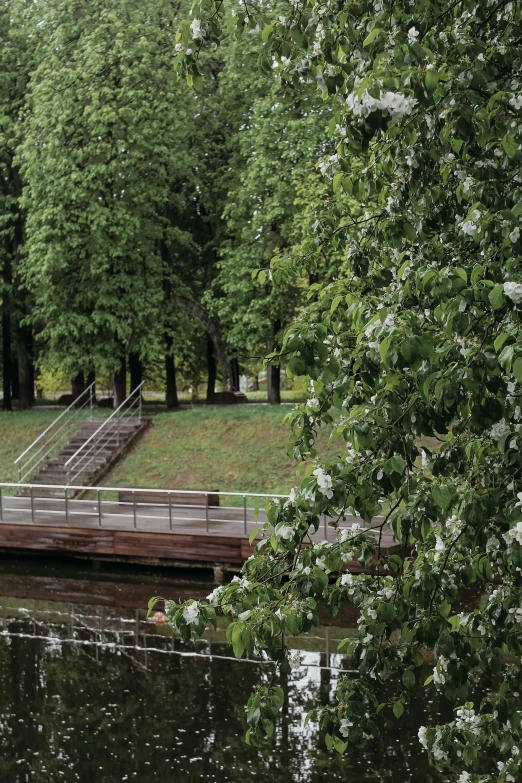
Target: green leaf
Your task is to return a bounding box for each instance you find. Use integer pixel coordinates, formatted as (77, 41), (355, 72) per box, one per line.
(432, 484), (452, 510)
(147, 596), (162, 618)
(502, 135), (517, 158)
(425, 69), (439, 92)
(249, 527), (260, 545)
(494, 332), (511, 352)
(514, 357), (522, 382)
(261, 24), (273, 42)
(363, 27), (383, 46)
(393, 700), (404, 719)
(402, 670), (415, 690)
(489, 284), (505, 310)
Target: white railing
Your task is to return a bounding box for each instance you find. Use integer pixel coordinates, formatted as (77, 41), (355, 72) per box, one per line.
(64, 381), (144, 485)
(0, 481), (357, 540)
(0, 481), (291, 536)
(13, 382), (96, 483)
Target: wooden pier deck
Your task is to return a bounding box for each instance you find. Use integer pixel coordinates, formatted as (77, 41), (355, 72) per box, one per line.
(0, 484), (399, 573)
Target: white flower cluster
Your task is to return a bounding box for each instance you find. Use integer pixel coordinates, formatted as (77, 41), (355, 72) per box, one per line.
(277, 524), (295, 541)
(490, 418), (510, 441)
(505, 520), (522, 546)
(190, 18), (205, 39)
(508, 607), (522, 623)
(339, 718), (353, 737)
(182, 601), (200, 625)
(433, 654), (449, 685)
(206, 585), (224, 603)
(459, 209), (481, 236)
(346, 90), (417, 122)
(313, 467), (333, 498)
(510, 93), (522, 110)
(232, 575), (251, 590)
(504, 281), (522, 304)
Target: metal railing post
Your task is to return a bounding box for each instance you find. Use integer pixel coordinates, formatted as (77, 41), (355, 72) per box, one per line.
(243, 495), (247, 536)
(323, 513), (327, 539)
(98, 489), (102, 527)
(168, 492), (172, 531)
(133, 491), (137, 529)
(30, 486), (35, 523)
(0, 487), (3, 521)
(90, 384), (94, 415)
(138, 390), (142, 423)
(205, 493), (209, 533)
(65, 488), (69, 526)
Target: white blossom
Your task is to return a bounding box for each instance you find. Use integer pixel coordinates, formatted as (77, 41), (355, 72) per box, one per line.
(490, 419), (510, 441)
(190, 18), (205, 39)
(182, 602), (200, 625)
(313, 467), (333, 498)
(504, 281), (522, 304)
(346, 90), (417, 122)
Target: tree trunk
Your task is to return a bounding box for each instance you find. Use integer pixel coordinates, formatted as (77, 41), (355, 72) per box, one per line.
(17, 324), (33, 410)
(267, 361), (281, 404)
(251, 374), (259, 392)
(129, 352), (143, 396)
(267, 321), (281, 404)
(172, 295), (232, 390)
(71, 371), (85, 400)
(11, 353), (19, 402)
(230, 357), (240, 392)
(165, 335), (179, 409)
(2, 307), (12, 411)
(206, 335), (216, 404)
(113, 356), (126, 408)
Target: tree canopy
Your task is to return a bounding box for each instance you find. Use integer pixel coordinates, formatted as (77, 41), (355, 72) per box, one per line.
(156, 1), (522, 780)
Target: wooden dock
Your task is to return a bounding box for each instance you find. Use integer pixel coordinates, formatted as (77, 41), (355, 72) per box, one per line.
(0, 484), (399, 575)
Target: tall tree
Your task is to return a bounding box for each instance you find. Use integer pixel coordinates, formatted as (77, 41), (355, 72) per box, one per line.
(164, 1), (522, 779)
(17, 0), (198, 396)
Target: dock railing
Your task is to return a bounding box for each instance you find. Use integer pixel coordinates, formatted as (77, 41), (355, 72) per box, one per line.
(63, 381), (144, 485)
(0, 481), (290, 537)
(13, 383), (96, 483)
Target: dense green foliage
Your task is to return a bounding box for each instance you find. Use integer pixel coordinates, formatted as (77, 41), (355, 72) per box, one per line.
(155, 1), (522, 780)
(0, 0), (330, 403)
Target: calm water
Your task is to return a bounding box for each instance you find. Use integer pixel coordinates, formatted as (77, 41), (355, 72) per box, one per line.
(0, 558), (453, 782)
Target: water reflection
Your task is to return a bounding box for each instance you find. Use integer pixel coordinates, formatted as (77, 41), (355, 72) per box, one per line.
(0, 559), (452, 782)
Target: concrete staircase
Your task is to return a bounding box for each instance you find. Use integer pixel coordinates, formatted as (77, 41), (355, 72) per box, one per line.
(15, 382), (148, 497)
(29, 417), (148, 494)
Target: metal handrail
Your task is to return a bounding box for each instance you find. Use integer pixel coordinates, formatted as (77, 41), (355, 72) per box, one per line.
(64, 381), (144, 484)
(0, 481), (286, 499)
(14, 382), (96, 483)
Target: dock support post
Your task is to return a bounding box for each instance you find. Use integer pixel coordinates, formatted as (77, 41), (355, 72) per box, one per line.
(213, 565), (224, 584)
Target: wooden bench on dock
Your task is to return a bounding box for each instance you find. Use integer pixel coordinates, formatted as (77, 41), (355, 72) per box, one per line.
(117, 490), (220, 508)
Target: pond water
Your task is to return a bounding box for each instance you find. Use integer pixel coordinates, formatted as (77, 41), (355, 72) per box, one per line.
(0, 558), (454, 783)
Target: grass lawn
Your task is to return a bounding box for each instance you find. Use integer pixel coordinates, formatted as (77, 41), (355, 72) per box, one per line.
(104, 405), (322, 497)
(0, 410), (67, 485)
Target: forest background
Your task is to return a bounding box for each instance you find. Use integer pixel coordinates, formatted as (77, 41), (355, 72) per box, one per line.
(0, 0), (339, 410)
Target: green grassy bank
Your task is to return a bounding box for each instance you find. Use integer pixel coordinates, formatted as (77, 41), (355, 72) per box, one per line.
(104, 406), (305, 496)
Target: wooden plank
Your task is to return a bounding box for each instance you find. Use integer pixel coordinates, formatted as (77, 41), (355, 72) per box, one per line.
(114, 530), (243, 563)
(0, 524), (115, 555)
